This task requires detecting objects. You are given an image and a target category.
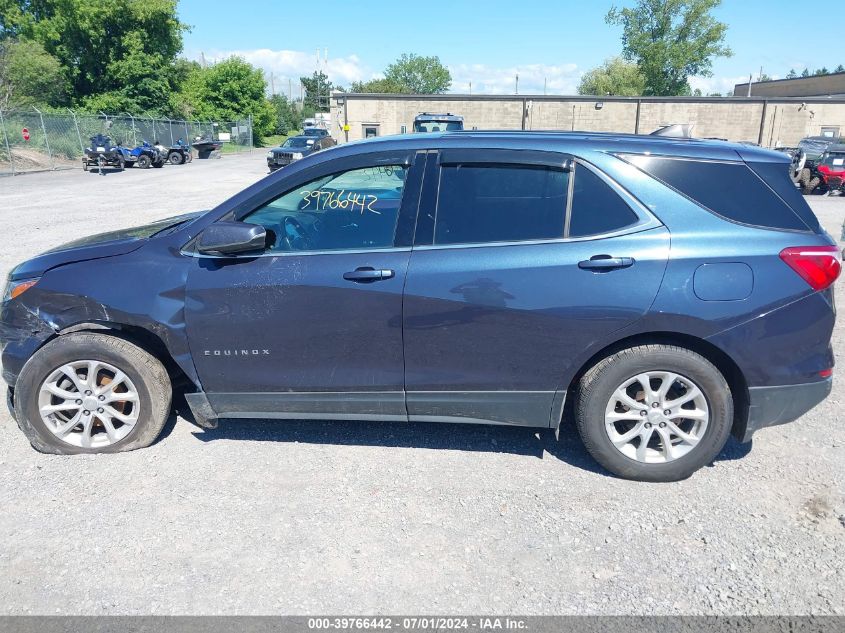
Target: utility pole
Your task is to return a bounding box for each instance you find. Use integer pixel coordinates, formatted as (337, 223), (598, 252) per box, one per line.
(270, 72), (276, 96)
(469, 81), (472, 95)
(200, 52), (207, 68)
(747, 73), (752, 97)
(289, 78), (293, 102)
(543, 77), (547, 95)
(515, 73), (519, 95)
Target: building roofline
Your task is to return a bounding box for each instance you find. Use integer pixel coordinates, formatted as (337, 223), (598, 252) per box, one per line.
(734, 71), (845, 88)
(332, 92), (845, 105)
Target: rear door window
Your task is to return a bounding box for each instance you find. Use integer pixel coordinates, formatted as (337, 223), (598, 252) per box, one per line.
(433, 164), (568, 245)
(622, 155), (811, 232)
(569, 166), (639, 238)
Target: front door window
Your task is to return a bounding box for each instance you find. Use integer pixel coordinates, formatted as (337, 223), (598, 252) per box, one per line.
(243, 165), (408, 252)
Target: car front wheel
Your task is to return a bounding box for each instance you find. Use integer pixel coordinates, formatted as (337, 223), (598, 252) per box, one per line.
(574, 344), (733, 482)
(14, 333), (172, 454)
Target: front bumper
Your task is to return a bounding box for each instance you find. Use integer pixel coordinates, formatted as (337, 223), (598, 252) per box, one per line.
(736, 378), (832, 442)
(0, 299), (56, 387)
(267, 156), (295, 169)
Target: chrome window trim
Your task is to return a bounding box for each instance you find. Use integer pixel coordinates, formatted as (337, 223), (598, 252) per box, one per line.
(181, 246), (412, 260)
(411, 224), (659, 252)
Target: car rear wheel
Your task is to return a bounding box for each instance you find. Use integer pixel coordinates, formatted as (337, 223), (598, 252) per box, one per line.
(574, 344), (733, 482)
(14, 333), (172, 454)
(168, 150), (184, 165)
(137, 154), (151, 169)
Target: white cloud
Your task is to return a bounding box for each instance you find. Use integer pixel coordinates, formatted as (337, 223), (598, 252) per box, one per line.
(688, 74), (750, 95)
(190, 48), (371, 93)
(448, 62), (581, 95)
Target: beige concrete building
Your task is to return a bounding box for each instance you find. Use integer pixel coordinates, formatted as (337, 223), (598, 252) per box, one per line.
(734, 72), (845, 98)
(330, 94), (845, 148)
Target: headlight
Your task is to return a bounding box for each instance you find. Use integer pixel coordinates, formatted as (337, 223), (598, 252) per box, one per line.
(292, 152), (303, 160)
(3, 277), (40, 302)
(266, 151), (274, 159)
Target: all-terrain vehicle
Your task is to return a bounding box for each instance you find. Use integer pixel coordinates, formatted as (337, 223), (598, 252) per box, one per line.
(82, 134), (130, 175)
(154, 139), (193, 165)
(126, 141), (165, 169)
(776, 136), (841, 194)
(815, 144), (845, 196)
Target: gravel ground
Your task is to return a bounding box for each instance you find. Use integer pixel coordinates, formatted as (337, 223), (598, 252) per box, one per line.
(0, 157), (843, 615)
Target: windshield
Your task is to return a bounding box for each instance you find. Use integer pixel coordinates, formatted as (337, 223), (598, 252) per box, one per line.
(282, 137), (314, 149)
(798, 138), (832, 157)
(821, 153), (845, 168)
(413, 120), (463, 133)
(303, 128), (324, 136)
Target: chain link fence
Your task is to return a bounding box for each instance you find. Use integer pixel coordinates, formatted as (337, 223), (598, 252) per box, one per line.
(0, 109), (253, 176)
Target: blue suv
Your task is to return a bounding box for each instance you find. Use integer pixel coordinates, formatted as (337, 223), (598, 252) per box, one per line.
(1, 132), (839, 481)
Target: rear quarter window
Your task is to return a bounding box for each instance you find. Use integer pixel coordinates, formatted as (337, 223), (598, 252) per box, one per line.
(622, 155), (812, 232)
(569, 165), (639, 237)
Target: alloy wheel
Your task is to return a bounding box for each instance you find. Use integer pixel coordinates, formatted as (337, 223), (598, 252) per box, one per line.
(604, 371), (709, 464)
(37, 360), (141, 448)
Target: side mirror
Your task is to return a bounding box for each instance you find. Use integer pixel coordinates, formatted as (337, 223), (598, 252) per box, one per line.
(196, 221), (268, 256)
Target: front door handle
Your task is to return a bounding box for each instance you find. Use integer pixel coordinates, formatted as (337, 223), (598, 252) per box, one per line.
(578, 256), (635, 271)
(343, 267), (395, 282)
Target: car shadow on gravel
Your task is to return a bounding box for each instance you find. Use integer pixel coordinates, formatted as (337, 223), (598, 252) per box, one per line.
(175, 402), (752, 477)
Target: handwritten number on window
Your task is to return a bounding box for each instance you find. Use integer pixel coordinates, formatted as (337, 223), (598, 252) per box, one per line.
(300, 190), (381, 215)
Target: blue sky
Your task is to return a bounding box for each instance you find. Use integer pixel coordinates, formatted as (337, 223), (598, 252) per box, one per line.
(178, 0), (841, 95)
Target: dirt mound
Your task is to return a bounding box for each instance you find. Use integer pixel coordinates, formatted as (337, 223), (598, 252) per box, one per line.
(8, 147), (77, 171)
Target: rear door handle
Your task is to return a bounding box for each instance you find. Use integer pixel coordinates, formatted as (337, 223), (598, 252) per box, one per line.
(578, 256), (635, 271)
(343, 267), (395, 282)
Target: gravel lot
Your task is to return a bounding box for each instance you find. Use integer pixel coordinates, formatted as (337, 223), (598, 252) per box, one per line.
(0, 156), (843, 616)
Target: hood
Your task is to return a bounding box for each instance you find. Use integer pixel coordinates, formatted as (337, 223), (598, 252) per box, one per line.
(9, 211), (204, 282)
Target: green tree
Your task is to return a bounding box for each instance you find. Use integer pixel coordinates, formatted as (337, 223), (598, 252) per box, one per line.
(836, 65), (845, 73)
(813, 67), (829, 76)
(182, 57), (275, 143)
(801, 68), (810, 77)
(0, 0), (186, 114)
(606, 0), (732, 96)
(786, 69), (798, 79)
(577, 56), (645, 96)
(300, 70), (332, 112)
(383, 53), (451, 94)
(350, 77), (409, 93)
(0, 38), (67, 108)
(269, 93), (300, 135)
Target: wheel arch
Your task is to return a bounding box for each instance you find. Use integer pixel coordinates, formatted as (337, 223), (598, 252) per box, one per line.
(564, 331), (749, 440)
(56, 322), (195, 393)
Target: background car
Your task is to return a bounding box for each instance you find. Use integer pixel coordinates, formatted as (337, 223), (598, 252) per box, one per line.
(302, 128), (331, 139)
(266, 134), (335, 171)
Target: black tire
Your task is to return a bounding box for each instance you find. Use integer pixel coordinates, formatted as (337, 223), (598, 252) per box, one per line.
(14, 333), (172, 455)
(152, 159), (164, 168)
(574, 344), (733, 482)
(137, 154), (151, 169)
(168, 150), (184, 165)
(118, 157), (125, 171)
(803, 176), (821, 195)
(797, 167), (811, 190)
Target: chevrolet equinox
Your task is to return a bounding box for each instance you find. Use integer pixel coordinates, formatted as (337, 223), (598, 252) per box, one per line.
(1, 132), (839, 481)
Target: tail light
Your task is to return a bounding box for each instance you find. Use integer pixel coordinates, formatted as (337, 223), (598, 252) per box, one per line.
(779, 246), (841, 291)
